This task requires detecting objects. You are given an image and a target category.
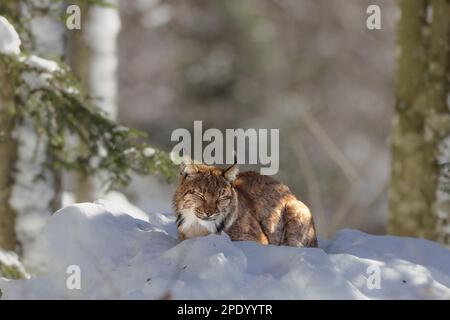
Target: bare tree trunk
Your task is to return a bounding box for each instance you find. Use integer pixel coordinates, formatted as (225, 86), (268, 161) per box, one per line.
(66, 2), (95, 202)
(0, 59), (18, 251)
(389, 0), (450, 244)
(66, 0), (121, 202)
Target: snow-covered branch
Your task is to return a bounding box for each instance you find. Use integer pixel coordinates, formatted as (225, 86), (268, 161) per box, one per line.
(0, 16), (176, 189)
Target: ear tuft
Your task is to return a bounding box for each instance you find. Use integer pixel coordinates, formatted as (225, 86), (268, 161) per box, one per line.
(180, 155), (198, 176)
(180, 163), (198, 176)
(223, 164), (239, 182)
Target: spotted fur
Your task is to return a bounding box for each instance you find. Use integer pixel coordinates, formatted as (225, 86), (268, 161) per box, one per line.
(172, 162), (317, 247)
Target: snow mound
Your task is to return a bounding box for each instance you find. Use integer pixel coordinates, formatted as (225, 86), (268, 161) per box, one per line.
(1, 202), (450, 299)
(0, 16), (21, 55)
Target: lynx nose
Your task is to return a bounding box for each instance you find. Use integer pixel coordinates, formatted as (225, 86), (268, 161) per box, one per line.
(203, 204), (216, 216)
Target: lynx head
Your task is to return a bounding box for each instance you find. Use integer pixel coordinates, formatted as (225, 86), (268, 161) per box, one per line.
(173, 160), (239, 223)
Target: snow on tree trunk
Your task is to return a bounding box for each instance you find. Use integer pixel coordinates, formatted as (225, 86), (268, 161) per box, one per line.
(67, 0), (121, 201)
(8, 0), (65, 267)
(428, 1), (450, 244)
(0, 56), (18, 252)
(0, 2), (20, 252)
(389, 0), (450, 244)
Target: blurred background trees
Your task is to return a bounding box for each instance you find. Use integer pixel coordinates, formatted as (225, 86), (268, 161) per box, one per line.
(118, 0), (396, 238)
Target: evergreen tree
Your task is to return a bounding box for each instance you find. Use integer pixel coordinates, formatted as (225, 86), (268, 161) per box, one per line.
(0, 2), (177, 255)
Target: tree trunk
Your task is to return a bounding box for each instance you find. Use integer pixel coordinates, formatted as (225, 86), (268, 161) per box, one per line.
(66, 2), (96, 202)
(0, 59), (18, 251)
(21, 0), (65, 213)
(6, 1), (66, 266)
(389, 0), (450, 244)
(0, 0), (20, 252)
(66, 0), (121, 202)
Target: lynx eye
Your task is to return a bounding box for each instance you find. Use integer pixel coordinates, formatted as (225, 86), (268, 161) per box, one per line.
(193, 192), (205, 199)
(218, 196), (231, 202)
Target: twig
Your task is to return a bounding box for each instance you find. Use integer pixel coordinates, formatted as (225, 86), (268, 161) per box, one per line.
(298, 107), (358, 183)
(291, 136), (329, 237)
(329, 153), (387, 232)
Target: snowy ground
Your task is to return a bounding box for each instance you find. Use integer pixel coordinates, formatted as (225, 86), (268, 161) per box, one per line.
(1, 193), (450, 299)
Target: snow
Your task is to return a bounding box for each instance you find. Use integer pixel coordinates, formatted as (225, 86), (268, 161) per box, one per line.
(143, 147), (156, 157)
(0, 16), (21, 55)
(20, 56), (60, 90)
(0, 251), (29, 279)
(21, 71), (52, 89)
(94, 191), (151, 222)
(25, 55), (60, 72)
(1, 195), (450, 299)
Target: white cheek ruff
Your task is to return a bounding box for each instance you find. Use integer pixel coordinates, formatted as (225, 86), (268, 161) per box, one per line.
(179, 210), (219, 234)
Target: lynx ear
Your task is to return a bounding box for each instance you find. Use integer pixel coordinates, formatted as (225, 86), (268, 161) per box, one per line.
(180, 156), (198, 176)
(223, 164), (239, 182)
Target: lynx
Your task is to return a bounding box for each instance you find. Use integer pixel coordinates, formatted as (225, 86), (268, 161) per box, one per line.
(172, 161), (317, 247)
